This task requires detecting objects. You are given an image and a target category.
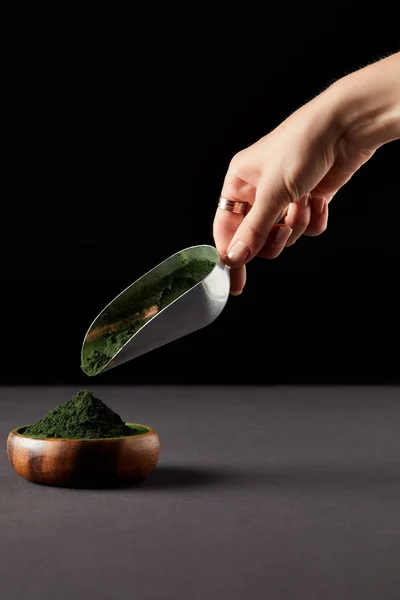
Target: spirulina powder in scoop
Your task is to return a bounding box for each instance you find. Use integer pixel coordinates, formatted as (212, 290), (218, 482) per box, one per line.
(22, 390), (143, 439)
(81, 257), (216, 377)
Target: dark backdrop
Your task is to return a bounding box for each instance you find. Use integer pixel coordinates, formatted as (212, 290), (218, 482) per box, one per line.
(1, 7), (399, 385)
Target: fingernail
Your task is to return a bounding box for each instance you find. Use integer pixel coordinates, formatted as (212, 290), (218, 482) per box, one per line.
(226, 241), (250, 268)
(231, 290), (243, 296)
(271, 225), (293, 247)
(314, 196), (326, 215)
(297, 194), (309, 207)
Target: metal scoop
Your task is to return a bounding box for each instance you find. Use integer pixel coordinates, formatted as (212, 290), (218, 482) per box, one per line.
(80, 244), (230, 376)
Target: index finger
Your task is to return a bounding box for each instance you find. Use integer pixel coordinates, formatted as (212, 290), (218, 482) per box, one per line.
(213, 204), (248, 296)
(213, 207), (246, 259)
(213, 174), (257, 257)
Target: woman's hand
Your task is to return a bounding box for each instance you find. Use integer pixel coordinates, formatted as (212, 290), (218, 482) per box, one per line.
(213, 52), (400, 295)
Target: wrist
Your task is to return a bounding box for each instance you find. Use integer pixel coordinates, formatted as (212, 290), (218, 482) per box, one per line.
(323, 52), (400, 150)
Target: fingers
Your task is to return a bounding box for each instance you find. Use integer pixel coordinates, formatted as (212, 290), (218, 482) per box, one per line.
(213, 208), (248, 296)
(258, 194), (328, 256)
(223, 196), (327, 296)
(213, 175), (255, 259)
(213, 208), (245, 259)
(212, 174), (253, 296)
(304, 195), (328, 237)
(257, 224), (293, 259)
(212, 207), (247, 295)
(230, 265), (246, 296)
(283, 196), (312, 247)
(222, 176), (257, 206)
(224, 181), (290, 268)
(279, 195), (328, 246)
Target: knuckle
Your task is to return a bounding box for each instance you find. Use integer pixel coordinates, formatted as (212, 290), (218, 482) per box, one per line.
(228, 150), (245, 172)
(282, 172), (302, 204)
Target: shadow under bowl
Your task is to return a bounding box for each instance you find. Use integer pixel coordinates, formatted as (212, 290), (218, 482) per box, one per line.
(7, 423), (160, 487)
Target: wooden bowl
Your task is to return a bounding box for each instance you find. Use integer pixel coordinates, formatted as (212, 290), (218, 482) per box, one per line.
(7, 423), (160, 487)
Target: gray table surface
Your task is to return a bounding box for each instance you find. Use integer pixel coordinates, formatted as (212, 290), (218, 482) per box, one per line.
(2, 385), (400, 600)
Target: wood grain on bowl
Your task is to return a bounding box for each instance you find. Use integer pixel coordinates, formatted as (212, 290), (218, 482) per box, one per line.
(7, 424), (160, 487)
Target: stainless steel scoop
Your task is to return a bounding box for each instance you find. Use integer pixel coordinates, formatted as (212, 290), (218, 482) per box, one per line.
(81, 244), (230, 376)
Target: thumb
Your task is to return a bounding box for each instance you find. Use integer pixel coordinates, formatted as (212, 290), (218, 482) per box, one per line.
(224, 185), (293, 268)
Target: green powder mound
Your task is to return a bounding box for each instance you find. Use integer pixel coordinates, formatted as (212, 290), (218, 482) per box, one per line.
(81, 257), (215, 377)
(22, 390), (140, 439)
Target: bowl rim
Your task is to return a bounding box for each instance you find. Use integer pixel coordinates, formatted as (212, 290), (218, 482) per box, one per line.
(9, 422), (155, 442)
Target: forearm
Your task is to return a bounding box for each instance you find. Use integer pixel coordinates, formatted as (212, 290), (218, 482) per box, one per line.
(325, 51), (400, 149)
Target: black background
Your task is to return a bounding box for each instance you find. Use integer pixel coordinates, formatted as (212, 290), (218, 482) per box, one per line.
(1, 7), (399, 385)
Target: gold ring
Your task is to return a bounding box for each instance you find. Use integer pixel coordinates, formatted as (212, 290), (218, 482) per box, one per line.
(218, 197), (247, 214)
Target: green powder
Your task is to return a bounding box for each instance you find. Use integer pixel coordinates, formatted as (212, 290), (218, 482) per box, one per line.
(21, 390), (146, 439)
(81, 257), (215, 376)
